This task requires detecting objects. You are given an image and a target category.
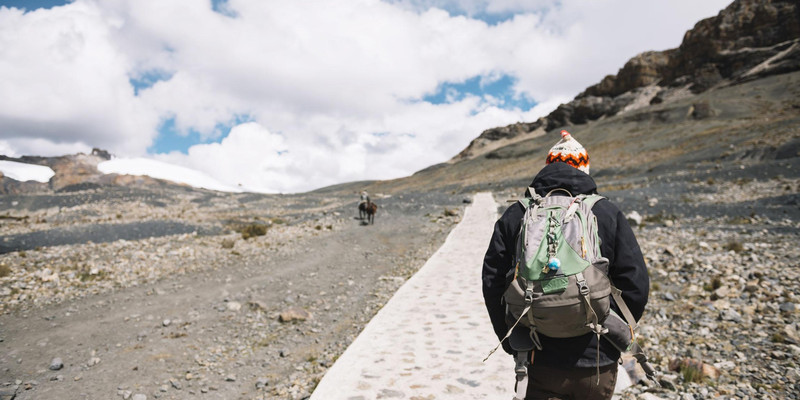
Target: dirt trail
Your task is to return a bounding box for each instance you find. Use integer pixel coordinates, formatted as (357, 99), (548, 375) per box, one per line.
(0, 203), (457, 399)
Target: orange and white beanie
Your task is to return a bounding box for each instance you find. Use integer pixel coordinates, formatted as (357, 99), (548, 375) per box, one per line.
(545, 130), (590, 174)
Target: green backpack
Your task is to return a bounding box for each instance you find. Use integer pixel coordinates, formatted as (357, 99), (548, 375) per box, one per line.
(505, 188), (611, 344)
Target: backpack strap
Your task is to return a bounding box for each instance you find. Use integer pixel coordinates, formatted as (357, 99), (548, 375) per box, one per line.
(610, 286), (638, 331)
(582, 194), (605, 208)
(513, 351), (531, 400)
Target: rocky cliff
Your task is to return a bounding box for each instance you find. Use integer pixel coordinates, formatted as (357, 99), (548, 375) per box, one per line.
(455, 0), (800, 161)
(0, 148), (166, 194)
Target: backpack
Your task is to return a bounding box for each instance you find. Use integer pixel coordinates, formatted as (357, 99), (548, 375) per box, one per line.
(504, 188), (611, 345)
(484, 188), (658, 399)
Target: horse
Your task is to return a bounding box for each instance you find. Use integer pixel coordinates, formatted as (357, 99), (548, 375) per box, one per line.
(358, 201), (378, 224)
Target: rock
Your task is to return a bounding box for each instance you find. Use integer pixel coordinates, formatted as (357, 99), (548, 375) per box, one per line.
(49, 358), (63, 370)
(713, 286), (730, 299)
(779, 302), (796, 313)
(248, 300), (268, 311)
(626, 211), (642, 226)
(226, 301), (242, 312)
(255, 377), (269, 389)
(121, 390), (132, 399)
(279, 307), (311, 323)
(720, 308), (742, 323)
(225, 375), (236, 382)
(132, 394), (147, 400)
(162, 319), (171, 327)
(648, 197), (659, 207)
(87, 357), (101, 367)
(669, 358), (721, 380)
(0, 386), (18, 400)
(659, 374), (678, 391)
(169, 378), (181, 390)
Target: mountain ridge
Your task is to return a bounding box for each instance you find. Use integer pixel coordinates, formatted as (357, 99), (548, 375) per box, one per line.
(453, 0), (800, 163)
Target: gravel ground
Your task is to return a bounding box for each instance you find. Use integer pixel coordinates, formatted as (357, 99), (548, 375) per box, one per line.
(0, 158), (798, 399)
(0, 186), (466, 399)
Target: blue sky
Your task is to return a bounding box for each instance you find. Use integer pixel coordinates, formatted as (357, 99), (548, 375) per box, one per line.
(0, 0), (69, 10)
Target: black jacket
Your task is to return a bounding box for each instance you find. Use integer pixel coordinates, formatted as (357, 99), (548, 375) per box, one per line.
(482, 162), (649, 368)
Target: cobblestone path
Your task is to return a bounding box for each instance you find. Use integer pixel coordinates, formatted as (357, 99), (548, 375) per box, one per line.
(311, 192), (512, 399)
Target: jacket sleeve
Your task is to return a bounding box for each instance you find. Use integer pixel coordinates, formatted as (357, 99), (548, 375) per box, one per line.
(482, 205), (520, 342)
(596, 200), (649, 322)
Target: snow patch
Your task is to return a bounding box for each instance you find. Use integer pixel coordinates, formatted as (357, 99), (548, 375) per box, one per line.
(98, 158), (243, 193)
(0, 160), (55, 183)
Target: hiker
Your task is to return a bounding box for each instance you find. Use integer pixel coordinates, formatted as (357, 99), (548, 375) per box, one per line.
(358, 191), (371, 220)
(482, 130), (650, 400)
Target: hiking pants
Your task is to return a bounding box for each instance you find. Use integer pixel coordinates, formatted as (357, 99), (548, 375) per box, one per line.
(523, 362), (618, 400)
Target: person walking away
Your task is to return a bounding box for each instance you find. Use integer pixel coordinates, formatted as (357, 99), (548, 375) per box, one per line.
(482, 130), (650, 400)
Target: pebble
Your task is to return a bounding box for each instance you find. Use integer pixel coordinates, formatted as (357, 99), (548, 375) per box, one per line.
(49, 358), (63, 371)
(132, 394), (146, 400)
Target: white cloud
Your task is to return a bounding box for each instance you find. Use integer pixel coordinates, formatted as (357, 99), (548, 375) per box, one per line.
(0, 0), (732, 192)
(0, 3), (159, 154)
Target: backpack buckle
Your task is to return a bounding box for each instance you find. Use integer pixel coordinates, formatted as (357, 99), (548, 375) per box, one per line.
(578, 282), (590, 296)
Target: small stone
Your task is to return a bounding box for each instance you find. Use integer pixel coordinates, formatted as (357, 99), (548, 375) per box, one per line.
(226, 302), (242, 312)
(132, 394), (147, 400)
(49, 358), (63, 371)
(87, 357), (101, 367)
(713, 286), (730, 299)
(255, 378), (269, 389)
(626, 211), (642, 226)
(720, 309), (741, 322)
(162, 319), (171, 327)
(121, 390), (132, 400)
(225, 375), (236, 382)
(278, 307), (311, 323)
(378, 389), (405, 398)
(780, 302), (796, 313)
(169, 378), (182, 390)
(248, 300), (268, 311)
(159, 384), (168, 392)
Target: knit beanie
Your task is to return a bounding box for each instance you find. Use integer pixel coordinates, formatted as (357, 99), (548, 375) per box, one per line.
(545, 130), (590, 174)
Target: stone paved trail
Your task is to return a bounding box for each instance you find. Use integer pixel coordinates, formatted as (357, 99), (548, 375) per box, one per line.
(311, 192), (511, 399)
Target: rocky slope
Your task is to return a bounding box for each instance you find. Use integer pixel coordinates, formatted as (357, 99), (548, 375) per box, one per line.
(455, 0), (800, 161)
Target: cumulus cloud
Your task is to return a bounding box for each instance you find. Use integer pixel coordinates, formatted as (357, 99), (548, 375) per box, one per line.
(0, 0), (732, 192)
(0, 3), (159, 155)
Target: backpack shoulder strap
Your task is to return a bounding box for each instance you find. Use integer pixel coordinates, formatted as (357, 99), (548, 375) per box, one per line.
(582, 194), (605, 209)
(518, 187), (543, 209)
